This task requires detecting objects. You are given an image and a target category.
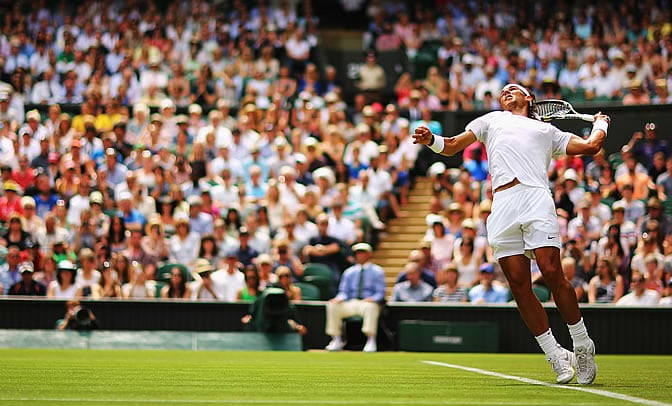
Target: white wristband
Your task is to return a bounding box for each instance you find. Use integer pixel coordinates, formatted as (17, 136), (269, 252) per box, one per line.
(429, 135), (445, 154)
(592, 120), (608, 135)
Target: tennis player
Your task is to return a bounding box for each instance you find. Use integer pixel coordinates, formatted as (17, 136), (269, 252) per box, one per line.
(413, 83), (608, 384)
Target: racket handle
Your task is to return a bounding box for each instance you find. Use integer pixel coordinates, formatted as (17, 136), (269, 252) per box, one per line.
(578, 113), (595, 122)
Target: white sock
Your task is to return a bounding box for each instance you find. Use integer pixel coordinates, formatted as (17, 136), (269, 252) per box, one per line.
(535, 329), (561, 357)
(568, 318), (590, 347)
(366, 336), (376, 344)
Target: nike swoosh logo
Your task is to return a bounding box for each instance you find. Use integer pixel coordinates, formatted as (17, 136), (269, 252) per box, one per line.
(547, 236), (556, 240)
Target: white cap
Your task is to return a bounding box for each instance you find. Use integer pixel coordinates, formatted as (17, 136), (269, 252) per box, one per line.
(563, 169), (578, 182)
(160, 99), (175, 110)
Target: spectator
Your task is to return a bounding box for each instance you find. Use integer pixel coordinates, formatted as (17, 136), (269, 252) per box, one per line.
(433, 263), (468, 303)
(357, 51), (386, 104)
(629, 122), (669, 169)
(453, 236), (481, 288)
(396, 248), (437, 288)
(0, 180), (24, 223)
(160, 266), (191, 300)
(168, 214), (200, 267)
(468, 263), (510, 304)
(613, 184), (647, 227)
(588, 257), (625, 304)
(640, 198), (672, 244)
(615, 271), (660, 306)
(622, 79), (651, 105)
(192, 258), (220, 300)
(390, 261), (434, 302)
(302, 212), (343, 283)
(0, 245), (23, 295)
(47, 260), (79, 299)
(560, 257), (587, 302)
(211, 252), (244, 302)
(236, 265), (261, 302)
(7, 261), (46, 296)
(94, 262), (122, 299)
(274, 265), (302, 301)
(75, 248), (101, 297)
(324, 242), (385, 353)
(234, 227), (260, 267)
(656, 156), (672, 200)
(1, 213), (32, 251)
(121, 261), (155, 299)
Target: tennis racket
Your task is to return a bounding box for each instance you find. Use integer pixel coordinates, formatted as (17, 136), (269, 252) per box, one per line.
(534, 99), (595, 122)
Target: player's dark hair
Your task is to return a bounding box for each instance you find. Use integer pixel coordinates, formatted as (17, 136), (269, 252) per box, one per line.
(527, 91), (538, 120)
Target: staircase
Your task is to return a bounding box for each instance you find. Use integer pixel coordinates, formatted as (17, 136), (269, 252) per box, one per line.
(372, 177), (433, 295)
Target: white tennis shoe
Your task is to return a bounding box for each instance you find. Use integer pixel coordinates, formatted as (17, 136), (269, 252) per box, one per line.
(325, 337), (345, 352)
(546, 346), (575, 384)
(363, 339), (377, 353)
(574, 340), (597, 384)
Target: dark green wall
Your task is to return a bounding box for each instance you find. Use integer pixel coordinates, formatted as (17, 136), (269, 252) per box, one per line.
(2, 298), (670, 354)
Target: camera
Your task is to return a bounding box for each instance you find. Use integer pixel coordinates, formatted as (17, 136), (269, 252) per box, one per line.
(68, 305), (97, 330)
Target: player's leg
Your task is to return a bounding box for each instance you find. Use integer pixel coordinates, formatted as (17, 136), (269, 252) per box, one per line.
(499, 254), (575, 384)
(499, 254), (546, 334)
(535, 246), (596, 384)
(534, 247), (580, 323)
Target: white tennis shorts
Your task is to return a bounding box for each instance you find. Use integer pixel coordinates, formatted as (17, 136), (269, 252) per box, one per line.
(487, 183), (561, 260)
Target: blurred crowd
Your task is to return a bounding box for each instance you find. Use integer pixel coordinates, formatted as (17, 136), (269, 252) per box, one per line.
(363, 0), (672, 110)
(0, 0), (670, 308)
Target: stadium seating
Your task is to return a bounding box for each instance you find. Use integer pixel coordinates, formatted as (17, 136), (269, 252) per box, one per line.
(301, 263), (335, 300)
(294, 282), (321, 300)
(532, 285), (551, 303)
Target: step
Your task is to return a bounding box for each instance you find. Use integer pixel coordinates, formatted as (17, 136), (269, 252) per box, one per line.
(372, 252), (414, 262)
(376, 241), (423, 251)
(386, 224), (428, 233)
(374, 258), (410, 268)
(396, 211), (429, 220)
(408, 195), (434, 204)
(400, 202), (428, 210)
(381, 233), (427, 242)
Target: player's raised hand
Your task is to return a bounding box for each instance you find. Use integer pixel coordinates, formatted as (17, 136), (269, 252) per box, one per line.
(593, 111), (610, 124)
(412, 125), (433, 145)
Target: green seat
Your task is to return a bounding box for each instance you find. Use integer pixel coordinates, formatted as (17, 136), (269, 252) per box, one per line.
(153, 281), (167, 298)
(301, 263), (336, 300)
(294, 282), (321, 301)
(532, 285), (551, 302)
(303, 263), (334, 280)
(663, 198), (672, 217)
(608, 152), (623, 168)
(600, 197), (615, 209)
(301, 275), (334, 300)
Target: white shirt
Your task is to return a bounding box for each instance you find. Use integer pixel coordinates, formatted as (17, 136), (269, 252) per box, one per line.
(211, 269), (244, 302)
(467, 111), (572, 190)
(76, 269), (101, 288)
(615, 290), (660, 306)
(328, 215), (356, 244)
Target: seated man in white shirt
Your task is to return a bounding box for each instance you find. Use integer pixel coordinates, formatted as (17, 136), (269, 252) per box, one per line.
(615, 271), (660, 306)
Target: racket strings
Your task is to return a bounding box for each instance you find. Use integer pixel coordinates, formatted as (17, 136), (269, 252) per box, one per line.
(536, 101), (571, 117)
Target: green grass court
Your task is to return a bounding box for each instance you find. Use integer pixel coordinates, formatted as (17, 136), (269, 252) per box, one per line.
(0, 350), (670, 405)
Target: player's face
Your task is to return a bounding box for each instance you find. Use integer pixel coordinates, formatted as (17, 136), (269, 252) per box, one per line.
(499, 85), (530, 111)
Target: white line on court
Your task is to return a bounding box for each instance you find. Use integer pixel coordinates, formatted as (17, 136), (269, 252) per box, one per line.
(0, 398), (576, 405)
(423, 360), (671, 406)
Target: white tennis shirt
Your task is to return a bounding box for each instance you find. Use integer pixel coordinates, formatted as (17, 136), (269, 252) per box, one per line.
(466, 111), (572, 190)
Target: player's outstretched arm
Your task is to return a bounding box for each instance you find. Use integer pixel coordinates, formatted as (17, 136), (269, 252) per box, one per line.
(412, 125), (477, 156)
(566, 113), (610, 156)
